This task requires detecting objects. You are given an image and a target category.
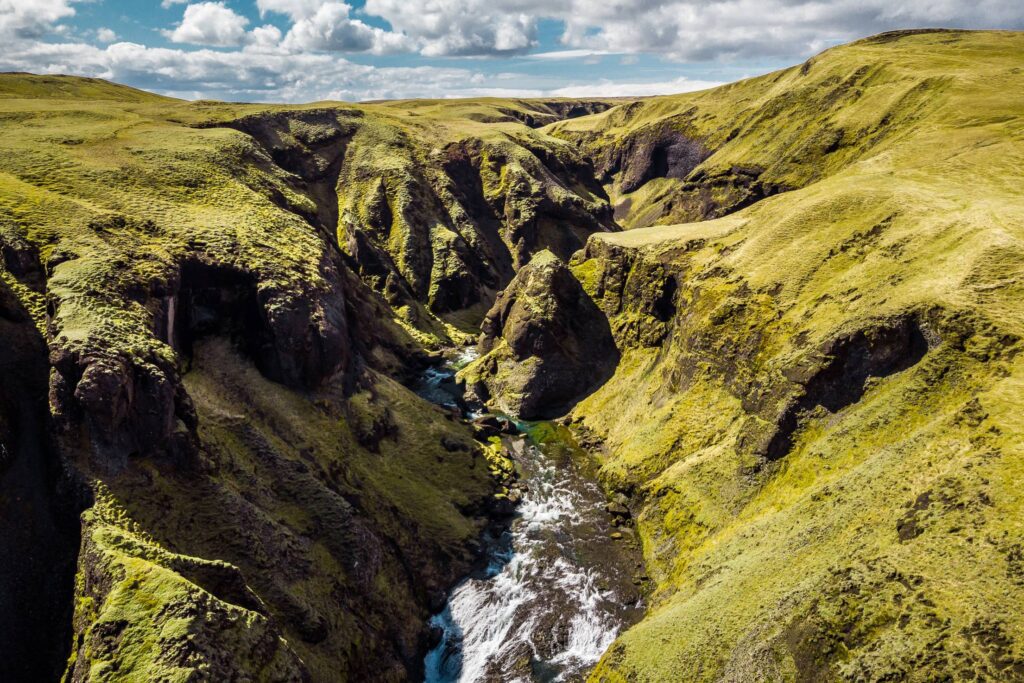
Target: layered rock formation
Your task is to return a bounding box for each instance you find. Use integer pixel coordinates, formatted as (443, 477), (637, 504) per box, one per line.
(0, 77), (514, 681)
(333, 103), (618, 340)
(535, 30), (1024, 682)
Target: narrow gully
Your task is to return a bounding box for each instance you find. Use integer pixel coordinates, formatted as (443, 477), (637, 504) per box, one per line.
(415, 350), (646, 682)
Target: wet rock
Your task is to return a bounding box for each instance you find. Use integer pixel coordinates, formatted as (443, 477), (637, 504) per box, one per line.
(472, 414), (503, 438)
(606, 501), (630, 517)
(463, 251), (620, 420)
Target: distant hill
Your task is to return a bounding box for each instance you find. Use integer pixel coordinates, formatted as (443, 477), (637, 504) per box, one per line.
(0, 72), (176, 102)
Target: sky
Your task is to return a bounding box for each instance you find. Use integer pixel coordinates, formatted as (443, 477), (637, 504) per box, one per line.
(0, 1), (1022, 103)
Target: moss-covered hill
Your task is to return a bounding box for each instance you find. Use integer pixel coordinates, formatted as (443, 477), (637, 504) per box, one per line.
(529, 29), (1024, 681)
(1, 27), (1022, 683)
(0, 74), (617, 680)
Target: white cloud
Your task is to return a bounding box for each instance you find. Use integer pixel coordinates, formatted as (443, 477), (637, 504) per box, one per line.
(256, 0), (324, 20)
(0, 36), (491, 102)
(164, 2), (250, 47)
(95, 27), (117, 43)
(2, 0), (1022, 103)
(550, 76), (723, 98)
(161, 0), (188, 8)
(249, 24), (283, 48)
(0, 28), (728, 102)
(0, 0), (77, 39)
(364, 0), (537, 56)
(280, 2), (411, 54)
(368, 0), (1023, 59)
(525, 49), (621, 60)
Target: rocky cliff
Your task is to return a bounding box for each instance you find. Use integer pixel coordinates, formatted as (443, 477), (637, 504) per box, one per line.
(0, 28), (1022, 683)
(522, 30), (1024, 682)
(333, 100), (618, 342)
(0, 76), (526, 681)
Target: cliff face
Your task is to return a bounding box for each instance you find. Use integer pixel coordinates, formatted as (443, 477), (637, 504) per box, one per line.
(548, 31), (982, 231)
(0, 265), (78, 682)
(1, 29), (1023, 683)
(0, 78), (512, 681)
(334, 106), (618, 342)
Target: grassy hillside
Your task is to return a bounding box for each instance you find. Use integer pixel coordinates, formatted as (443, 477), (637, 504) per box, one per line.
(550, 29), (1022, 230)
(0, 75), (552, 679)
(1, 27), (1021, 682)
(547, 30), (1024, 681)
(0, 73), (175, 102)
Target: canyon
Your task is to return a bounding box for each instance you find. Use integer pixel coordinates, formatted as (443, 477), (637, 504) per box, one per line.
(0, 28), (1021, 682)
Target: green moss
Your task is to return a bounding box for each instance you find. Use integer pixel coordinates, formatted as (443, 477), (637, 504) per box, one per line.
(567, 30), (1024, 682)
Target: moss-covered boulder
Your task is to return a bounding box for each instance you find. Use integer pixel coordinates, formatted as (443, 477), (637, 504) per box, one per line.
(461, 250), (619, 419)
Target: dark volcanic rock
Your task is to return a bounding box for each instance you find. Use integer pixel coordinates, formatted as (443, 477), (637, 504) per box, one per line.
(0, 280), (78, 682)
(169, 256), (354, 392)
(600, 121), (712, 194)
(49, 343), (199, 472)
(463, 250), (619, 420)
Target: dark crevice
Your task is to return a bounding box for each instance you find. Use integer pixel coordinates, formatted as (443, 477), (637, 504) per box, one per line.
(0, 281), (79, 683)
(765, 316), (930, 461)
(170, 260), (272, 378)
(653, 276), (678, 322)
(213, 109), (356, 239)
(614, 127), (712, 194)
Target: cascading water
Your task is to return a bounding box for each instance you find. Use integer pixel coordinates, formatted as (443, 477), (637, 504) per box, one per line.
(416, 351), (645, 683)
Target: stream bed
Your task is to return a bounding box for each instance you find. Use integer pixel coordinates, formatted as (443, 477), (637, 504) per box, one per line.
(416, 351), (646, 682)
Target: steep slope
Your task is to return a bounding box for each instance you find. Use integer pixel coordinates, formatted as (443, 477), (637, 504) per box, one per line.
(1, 27), (1022, 683)
(332, 99), (618, 342)
(0, 79), (508, 680)
(509, 30), (1024, 681)
(183, 97), (620, 345)
(460, 249), (619, 420)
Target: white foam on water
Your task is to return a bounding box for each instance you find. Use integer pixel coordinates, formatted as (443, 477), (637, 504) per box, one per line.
(425, 438), (630, 683)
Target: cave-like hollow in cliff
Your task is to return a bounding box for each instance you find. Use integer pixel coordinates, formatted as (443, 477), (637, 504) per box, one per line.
(765, 315), (930, 462)
(171, 259), (272, 378)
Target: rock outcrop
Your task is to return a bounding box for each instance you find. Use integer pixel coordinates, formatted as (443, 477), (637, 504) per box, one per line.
(334, 115), (617, 338)
(0, 83), (506, 682)
(2, 29), (1024, 683)
(461, 250), (619, 419)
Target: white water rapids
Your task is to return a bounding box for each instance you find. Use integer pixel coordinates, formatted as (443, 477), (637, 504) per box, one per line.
(416, 351), (644, 683)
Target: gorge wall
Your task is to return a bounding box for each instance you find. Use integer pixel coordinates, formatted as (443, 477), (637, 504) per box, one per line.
(0, 28), (1022, 683)
(473, 30), (1024, 682)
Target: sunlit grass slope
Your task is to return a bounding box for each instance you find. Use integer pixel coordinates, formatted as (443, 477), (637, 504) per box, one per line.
(551, 29), (1023, 230)
(558, 30), (1024, 681)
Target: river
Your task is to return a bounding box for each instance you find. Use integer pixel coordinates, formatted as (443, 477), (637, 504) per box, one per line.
(415, 350), (646, 682)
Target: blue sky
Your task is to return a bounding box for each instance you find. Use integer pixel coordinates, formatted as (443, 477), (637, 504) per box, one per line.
(2, 1), (1022, 102)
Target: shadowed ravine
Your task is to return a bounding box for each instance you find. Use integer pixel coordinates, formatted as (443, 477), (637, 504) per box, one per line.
(416, 353), (646, 682)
